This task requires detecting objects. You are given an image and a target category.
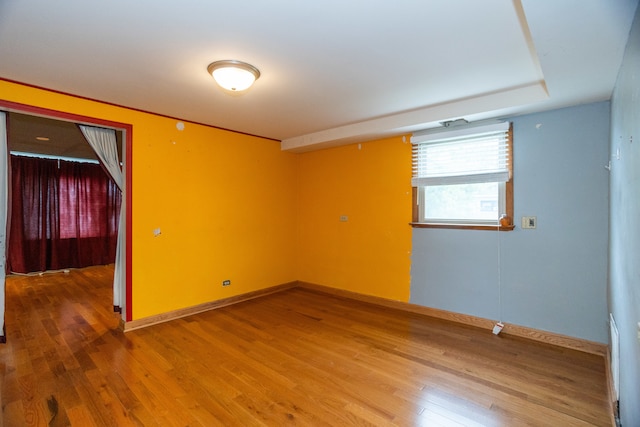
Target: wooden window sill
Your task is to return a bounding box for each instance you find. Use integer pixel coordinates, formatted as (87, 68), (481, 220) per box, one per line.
(410, 222), (515, 231)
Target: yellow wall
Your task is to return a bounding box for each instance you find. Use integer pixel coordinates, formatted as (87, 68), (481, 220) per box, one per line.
(295, 137), (413, 301)
(1, 80), (414, 320)
(1, 80), (298, 319)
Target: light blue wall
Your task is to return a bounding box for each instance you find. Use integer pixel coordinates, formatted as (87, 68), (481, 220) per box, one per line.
(610, 4), (640, 424)
(411, 101), (610, 344)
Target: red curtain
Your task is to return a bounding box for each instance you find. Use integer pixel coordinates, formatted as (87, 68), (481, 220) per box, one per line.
(8, 155), (121, 273)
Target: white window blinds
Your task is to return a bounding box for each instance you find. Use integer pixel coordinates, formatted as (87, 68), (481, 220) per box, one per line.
(411, 122), (511, 187)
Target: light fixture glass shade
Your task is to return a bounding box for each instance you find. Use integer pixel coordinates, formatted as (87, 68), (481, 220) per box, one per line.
(207, 60), (260, 92)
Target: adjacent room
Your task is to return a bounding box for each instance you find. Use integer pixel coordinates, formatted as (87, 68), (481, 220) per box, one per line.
(1, 1), (639, 426)
(5, 112), (123, 275)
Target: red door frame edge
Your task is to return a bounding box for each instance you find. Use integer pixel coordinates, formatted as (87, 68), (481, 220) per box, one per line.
(0, 99), (133, 322)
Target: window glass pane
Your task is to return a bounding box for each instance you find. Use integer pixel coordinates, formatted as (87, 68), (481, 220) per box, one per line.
(423, 182), (499, 221)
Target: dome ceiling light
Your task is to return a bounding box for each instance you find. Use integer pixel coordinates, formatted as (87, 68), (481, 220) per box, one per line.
(207, 60), (260, 92)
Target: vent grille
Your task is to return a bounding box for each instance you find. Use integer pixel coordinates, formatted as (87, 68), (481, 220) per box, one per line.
(609, 313), (620, 401)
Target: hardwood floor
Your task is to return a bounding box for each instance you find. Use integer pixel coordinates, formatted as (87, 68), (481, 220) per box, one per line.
(1, 266), (612, 426)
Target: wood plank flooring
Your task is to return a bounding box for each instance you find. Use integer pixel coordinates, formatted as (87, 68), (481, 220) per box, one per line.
(1, 266), (612, 426)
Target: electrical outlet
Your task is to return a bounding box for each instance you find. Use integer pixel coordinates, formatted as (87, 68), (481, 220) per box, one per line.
(521, 216), (537, 229)
(222, 280), (231, 287)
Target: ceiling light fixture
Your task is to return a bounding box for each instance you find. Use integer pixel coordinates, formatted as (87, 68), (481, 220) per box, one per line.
(207, 60), (260, 92)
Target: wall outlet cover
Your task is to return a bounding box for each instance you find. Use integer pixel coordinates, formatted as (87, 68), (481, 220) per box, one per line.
(521, 216), (537, 229)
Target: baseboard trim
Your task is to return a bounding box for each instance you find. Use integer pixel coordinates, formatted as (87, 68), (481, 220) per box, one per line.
(297, 281), (607, 357)
(121, 281), (298, 332)
(120, 279), (607, 357)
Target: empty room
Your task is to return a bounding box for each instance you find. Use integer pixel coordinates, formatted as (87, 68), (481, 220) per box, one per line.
(1, 1), (639, 426)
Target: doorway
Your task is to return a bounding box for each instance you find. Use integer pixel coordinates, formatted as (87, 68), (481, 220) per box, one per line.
(0, 103), (132, 341)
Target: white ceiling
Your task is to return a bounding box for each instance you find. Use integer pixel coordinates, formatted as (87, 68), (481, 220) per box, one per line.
(0, 0), (638, 152)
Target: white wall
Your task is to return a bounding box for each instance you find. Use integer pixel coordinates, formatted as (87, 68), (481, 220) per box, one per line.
(411, 101), (610, 344)
(610, 3), (640, 424)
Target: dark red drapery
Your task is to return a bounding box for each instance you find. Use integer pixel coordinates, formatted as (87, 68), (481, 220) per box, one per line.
(8, 155), (121, 273)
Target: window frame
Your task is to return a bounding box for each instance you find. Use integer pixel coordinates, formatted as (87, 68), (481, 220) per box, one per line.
(410, 123), (514, 231)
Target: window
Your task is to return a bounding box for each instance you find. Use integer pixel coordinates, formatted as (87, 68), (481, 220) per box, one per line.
(411, 121), (513, 230)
